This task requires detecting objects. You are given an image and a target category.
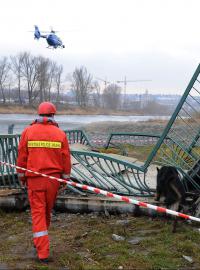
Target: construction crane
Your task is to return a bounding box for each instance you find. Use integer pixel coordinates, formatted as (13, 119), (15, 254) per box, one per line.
(116, 76), (152, 106)
(95, 77), (111, 90)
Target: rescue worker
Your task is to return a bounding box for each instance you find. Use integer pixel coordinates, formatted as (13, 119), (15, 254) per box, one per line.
(17, 102), (71, 263)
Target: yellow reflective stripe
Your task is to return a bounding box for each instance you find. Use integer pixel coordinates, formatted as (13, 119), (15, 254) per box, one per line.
(28, 141), (61, 148)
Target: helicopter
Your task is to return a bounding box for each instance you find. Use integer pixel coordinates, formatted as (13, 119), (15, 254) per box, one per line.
(34, 25), (65, 49)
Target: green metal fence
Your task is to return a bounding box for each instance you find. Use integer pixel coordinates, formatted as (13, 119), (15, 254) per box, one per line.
(0, 130), (91, 189)
(0, 134), (21, 188)
(64, 129), (92, 146)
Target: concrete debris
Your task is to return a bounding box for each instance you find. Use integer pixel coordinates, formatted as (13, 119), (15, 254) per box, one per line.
(182, 255), (193, 264)
(81, 232), (88, 238)
(116, 219), (130, 226)
(112, 234), (125, 241)
(127, 236), (144, 245)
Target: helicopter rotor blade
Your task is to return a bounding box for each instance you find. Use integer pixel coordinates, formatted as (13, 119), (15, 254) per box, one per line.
(50, 26), (59, 33)
(28, 30), (50, 33)
(40, 31), (52, 33)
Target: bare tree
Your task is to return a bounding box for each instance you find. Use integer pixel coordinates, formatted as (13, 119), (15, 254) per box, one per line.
(10, 53), (24, 104)
(0, 57), (10, 104)
(54, 64), (63, 104)
(37, 56), (51, 103)
(92, 81), (101, 107)
(21, 52), (39, 105)
(102, 84), (122, 110)
(71, 66), (93, 108)
(47, 61), (57, 101)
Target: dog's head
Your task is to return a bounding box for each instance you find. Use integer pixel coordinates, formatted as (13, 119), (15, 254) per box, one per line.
(156, 166), (179, 198)
(157, 166), (179, 184)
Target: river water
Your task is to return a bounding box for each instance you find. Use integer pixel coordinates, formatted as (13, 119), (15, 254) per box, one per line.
(0, 114), (169, 134)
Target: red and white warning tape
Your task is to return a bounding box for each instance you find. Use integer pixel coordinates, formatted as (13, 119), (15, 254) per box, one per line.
(1, 160), (200, 223)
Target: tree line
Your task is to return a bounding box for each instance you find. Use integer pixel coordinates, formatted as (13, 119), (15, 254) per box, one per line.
(0, 51), (122, 110)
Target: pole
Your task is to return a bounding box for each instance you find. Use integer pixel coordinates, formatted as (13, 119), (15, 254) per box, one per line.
(123, 76), (126, 107)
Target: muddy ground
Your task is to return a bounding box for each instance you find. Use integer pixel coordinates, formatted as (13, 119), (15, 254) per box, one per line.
(1, 209), (200, 270)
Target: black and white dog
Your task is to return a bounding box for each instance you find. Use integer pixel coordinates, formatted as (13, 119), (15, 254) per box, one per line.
(155, 166), (186, 232)
(156, 166), (185, 207)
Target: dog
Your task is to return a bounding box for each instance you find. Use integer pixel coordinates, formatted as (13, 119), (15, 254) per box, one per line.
(155, 166), (186, 232)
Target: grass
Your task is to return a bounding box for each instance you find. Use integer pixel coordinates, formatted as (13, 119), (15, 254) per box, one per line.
(100, 144), (155, 162)
(1, 210), (200, 269)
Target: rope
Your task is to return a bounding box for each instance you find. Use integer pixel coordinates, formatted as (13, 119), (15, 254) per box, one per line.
(1, 160), (200, 223)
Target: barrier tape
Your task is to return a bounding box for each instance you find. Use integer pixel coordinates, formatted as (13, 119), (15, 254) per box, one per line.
(1, 160), (200, 223)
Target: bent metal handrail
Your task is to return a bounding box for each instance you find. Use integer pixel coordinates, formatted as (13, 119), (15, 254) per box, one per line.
(105, 132), (163, 149)
(0, 131), (154, 196)
(104, 132), (198, 169)
(70, 149), (153, 196)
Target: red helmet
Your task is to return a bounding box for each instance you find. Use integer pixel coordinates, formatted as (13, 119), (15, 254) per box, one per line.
(38, 102), (56, 115)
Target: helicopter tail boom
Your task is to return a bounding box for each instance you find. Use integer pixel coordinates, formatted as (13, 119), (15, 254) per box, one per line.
(34, 25), (47, 40)
(34, 25), (41, 39)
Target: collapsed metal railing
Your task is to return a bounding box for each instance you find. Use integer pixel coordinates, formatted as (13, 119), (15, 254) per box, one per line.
(0, 134), (154, 196)
(70, 150), (153, 196)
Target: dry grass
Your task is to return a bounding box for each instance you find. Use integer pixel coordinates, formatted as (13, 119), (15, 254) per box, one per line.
(100, 145), (155, 162)
(0, 105), (36, 114)
(1, 210), (200, 269)
(0, 104), (141, 116)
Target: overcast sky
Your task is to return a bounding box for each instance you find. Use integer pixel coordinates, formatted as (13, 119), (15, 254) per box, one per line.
(1, 0), (200, 94)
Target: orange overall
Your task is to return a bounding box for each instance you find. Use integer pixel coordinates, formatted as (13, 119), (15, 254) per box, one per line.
(17, 118), (71, 259)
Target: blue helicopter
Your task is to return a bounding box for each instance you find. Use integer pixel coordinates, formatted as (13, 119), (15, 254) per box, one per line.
(34, 25), (65, 49)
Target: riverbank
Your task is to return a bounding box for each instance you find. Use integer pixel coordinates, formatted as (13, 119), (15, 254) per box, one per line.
(83, 120), (168, 145)
(0, 104), (144, 116)
(0, 103), (175, 116)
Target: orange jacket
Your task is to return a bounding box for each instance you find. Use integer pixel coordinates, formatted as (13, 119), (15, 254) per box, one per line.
(17, 118), (71, 178)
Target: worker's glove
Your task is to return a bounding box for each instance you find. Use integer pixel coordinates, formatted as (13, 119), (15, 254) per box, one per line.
(18, 173), (27, 187)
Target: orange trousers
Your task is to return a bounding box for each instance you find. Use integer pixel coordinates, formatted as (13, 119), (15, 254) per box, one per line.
(27, 175), (60, 259)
